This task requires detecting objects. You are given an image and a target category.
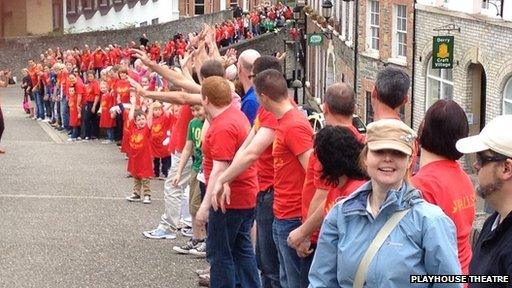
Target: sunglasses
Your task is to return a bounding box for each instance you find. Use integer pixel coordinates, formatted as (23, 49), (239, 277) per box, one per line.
(476, 153), (510, 167)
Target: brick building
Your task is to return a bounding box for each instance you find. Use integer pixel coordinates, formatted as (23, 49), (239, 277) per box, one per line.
(304, 0), (414, 125)
(414, 0), (512, 136)
(179, 0), (260, 17)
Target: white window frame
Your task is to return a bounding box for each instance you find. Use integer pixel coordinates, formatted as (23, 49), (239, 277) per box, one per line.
(340, 1), (347, 40)
(367, 0), (379, 52)
(504, 77), (512, 115)
(392, 4), (407, 59)
(66, 0), (78, 14)
(98, 0), (109, 7)
(82, 0), (94, 10)
(426, 58), (454, 110)
(347, 1), (353, 45)
(333, 0), (340, 23)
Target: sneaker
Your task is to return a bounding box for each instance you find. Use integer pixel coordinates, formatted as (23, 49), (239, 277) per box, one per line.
(142, 195), (151, 204)
(67, 138), (76, 142)
(189, 242), (207, 257)
(142, 228), (177, 239)
(198, 273), (210, 287)
(82, 137), (90, 142)
(42, 118), (50, 122)
(101, 140), (113, 144)
(126, 193), (141, 202)
(181, 227), (193, 238)
(172, 239), (202, 254)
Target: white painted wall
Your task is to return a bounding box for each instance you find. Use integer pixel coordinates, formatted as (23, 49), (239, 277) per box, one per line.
(64, 0), (179, 33)
(417, 0), (512, 21)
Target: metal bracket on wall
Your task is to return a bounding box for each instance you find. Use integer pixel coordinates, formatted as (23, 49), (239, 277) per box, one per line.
(433, 24), (461, 34)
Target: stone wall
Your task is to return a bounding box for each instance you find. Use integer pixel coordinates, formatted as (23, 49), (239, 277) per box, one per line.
(0, 11), (232, 76)
(414, 4), (512, 130)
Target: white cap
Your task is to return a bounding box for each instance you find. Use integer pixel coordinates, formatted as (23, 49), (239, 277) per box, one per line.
(456, 115), (512, 158)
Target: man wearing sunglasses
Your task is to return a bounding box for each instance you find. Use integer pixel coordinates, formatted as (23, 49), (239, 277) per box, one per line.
(456, 115), (512, 287)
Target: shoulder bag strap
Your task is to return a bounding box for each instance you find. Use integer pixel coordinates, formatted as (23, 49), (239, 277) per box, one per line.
(353, 208), (411, 288)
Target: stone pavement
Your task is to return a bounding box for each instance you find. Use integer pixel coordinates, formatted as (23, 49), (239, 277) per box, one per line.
(0, 87), (205, 288)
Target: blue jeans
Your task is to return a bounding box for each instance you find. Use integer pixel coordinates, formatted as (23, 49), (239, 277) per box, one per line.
(207, 208), (261, 288)
(60, 96), (69, 129)
(273, 217), (302, 288)
(256, 189), (281, 288)
(106, 128), (114, 141)
(34, 91), (45, 119)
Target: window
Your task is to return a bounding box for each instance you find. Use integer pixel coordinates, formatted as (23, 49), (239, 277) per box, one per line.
(426, 58), (453, 109)
(53, 2), (62, 29)
(366, 91), (374, 124)
(113, 0), (123, 4)
(504, 77), (512, 114)
(195, 0), (205, 15)
(66, 0), (78, 14)
(152, 18), (159, 25)
(230, 0), (238, 8)
(341, 1), (352, 42)
(393, 4), (407, 58)
(82, 0), (94, 10)
(367, 0), (379, 50)
(98, 0), (109, 7)
(140, 21), (148, 26)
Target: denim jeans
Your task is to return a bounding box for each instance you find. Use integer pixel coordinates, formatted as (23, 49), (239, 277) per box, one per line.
(60, 96), (69, 129)
(273, 217), (302, 288)
(34, 91), (45, 119)
(207, 208), (261, 288)
(83, 101), (97, 139)
(70, 127), (80, 139)
(106, 128), (114, 141)
(256, 189), (281, 288)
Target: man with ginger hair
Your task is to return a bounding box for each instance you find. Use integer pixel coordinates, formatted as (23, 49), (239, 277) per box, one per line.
(198, 76), (260, 287)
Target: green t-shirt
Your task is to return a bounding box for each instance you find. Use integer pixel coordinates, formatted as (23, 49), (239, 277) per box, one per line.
(187, 118), (204, 173)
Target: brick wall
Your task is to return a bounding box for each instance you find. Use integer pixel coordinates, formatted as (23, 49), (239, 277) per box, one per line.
(0, 11), (232, 76)
(414, 4), (512, 130)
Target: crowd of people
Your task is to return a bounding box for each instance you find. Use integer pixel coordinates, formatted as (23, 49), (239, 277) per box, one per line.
(10, 9), (512, 288)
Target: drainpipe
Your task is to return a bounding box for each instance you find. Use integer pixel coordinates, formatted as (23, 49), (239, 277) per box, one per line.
(411, 0), (417, 127)
(353, 0), (359, 95)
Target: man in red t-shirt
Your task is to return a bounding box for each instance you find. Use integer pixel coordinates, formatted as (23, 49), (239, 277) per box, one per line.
(213, 56), (282, 287)
(200, 76), (260, 287)
(92, 47), (107, 78)
(253, 69), (313, 288)
(82, 71), (101, 140)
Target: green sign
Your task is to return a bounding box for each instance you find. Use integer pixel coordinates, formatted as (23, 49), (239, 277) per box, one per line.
(307, 33), (324, 46)
(432, 36), (454, 69)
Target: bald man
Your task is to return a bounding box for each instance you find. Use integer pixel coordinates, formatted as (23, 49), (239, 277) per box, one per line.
(237, 49), (261, 125)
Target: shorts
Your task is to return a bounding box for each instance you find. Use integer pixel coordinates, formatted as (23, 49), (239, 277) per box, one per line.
(188, 170), (202, 216)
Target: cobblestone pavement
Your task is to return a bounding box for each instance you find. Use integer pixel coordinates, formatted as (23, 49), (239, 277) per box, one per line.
(0, 87), (206, 288)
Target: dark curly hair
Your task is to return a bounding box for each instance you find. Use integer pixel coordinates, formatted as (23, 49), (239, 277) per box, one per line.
(314, 125), (368, 186)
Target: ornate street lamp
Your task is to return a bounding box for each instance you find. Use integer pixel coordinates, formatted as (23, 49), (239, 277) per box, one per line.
(322, 0), (333, 20)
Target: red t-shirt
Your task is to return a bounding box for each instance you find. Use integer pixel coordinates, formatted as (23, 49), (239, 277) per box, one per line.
(115, 79), (131, 104)
(324, 179), (366, 214)
(411, 160), (475, 275)
(203, 105), (258, 209)
(93, 51), (106, 68)
(273, 108), (313, 219)
(168, 105), (193, 154)
(126, 122), (154, 179)
(99, 92), (116, 128)
(151, 114), (172, 158)
(81, 52), (91, 70)
(253, 107), (278, 191)
(84, 80), (100, 103)
(68, 90), (80, 127)
(73, 79), (86, 105)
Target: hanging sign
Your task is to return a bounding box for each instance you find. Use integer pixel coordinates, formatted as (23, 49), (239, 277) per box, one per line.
(432, 36), (454, 69)
(307, 33), (324, 46)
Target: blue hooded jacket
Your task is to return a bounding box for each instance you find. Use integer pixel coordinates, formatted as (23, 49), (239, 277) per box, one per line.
(309, 181), (462, 288)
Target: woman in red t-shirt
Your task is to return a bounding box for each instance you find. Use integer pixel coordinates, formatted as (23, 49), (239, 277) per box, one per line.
(411, 99), (475, 275)
(288, 125), (368, 261)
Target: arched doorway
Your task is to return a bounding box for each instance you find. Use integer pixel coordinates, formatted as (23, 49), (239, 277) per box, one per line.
(467, 63), (487, 134)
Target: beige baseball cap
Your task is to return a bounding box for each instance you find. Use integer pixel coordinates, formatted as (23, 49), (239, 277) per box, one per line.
(456, 115), (512, 158)
(366, 119), (417, 156)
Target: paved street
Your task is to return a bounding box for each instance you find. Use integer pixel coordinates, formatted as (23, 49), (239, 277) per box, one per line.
(0, 87), (205, 288)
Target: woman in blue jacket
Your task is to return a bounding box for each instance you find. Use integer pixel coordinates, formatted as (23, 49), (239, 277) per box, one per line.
(308, 119), (462, 288)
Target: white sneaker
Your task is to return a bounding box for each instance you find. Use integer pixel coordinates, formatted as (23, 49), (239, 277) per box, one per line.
(142, 228), (177, 239)
(189, 242), (207, 257)
(67, 138), (76, 142)
(142, 195), (151, 204)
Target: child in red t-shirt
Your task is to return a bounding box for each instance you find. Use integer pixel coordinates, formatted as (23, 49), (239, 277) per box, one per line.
(67, 86), (81, 141)
(148, 101), (173, 179)
(98, 81), (117, 143)
(126, 94), (154, 204)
